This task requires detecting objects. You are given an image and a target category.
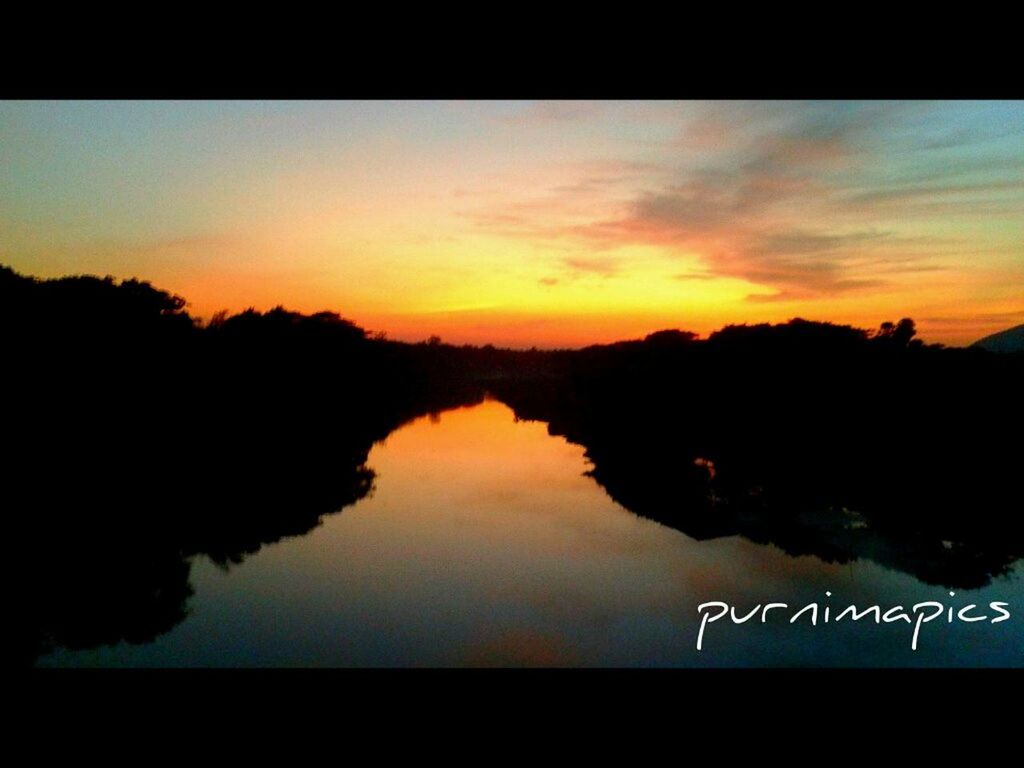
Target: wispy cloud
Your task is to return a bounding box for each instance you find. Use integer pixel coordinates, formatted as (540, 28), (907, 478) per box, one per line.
(500, 100), (606, 126)
(563, 255), (619, 277)
(464, 101), (1024, 300)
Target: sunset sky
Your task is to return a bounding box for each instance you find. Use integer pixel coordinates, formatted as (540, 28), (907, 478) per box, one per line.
(1, 100), (1022, 347)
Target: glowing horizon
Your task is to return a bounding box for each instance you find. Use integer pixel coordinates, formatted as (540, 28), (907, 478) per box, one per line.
(2, 100), (1022, 347)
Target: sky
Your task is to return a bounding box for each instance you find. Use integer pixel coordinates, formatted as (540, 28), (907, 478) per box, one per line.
(1, 100), (1022, 347)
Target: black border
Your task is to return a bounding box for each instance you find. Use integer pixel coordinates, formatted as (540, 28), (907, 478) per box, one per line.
(4, 19), (1023, 99)
(6, 31), (1022, 736)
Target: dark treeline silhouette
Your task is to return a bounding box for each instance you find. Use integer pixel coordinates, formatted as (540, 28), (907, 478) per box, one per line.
(492, 318), (1024, 589)
(3, 264), (1023, 664)
(3, 265), (496, 663)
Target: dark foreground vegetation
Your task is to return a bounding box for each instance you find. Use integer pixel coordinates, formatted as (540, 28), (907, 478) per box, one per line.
(3, 264), (1022, 664)
(494, 321), (1024, 591)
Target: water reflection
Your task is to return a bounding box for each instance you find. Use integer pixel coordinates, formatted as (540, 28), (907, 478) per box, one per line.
(40, 399), (1022, 667)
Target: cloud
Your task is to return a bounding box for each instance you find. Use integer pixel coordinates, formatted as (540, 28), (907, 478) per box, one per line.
(630, 103), (1022, 295)
(462, 101), (1024, 300)
(753, 229), (892, 256)
(746, 278), (888, 303)
(563, 255), (619, 277)
(922, 309), (1024, 325)
(500, 100), (605, 126)
(842, 178), (1024, 216)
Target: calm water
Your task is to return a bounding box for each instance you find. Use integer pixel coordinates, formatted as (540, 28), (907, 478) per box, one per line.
(40, 398), (1023, 667)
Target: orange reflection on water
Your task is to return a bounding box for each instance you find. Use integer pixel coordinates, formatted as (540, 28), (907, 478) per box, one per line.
(39, 397), (1024, 666)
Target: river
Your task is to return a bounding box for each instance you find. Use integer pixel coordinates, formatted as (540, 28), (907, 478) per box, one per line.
(39, 398), (1023, 666)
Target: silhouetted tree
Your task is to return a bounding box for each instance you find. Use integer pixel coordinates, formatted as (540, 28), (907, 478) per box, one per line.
(875, 317), (917, 347)
(4, 262), (1023, 663)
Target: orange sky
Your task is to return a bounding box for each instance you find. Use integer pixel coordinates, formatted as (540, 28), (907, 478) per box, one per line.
(2, 101), (1022, 346)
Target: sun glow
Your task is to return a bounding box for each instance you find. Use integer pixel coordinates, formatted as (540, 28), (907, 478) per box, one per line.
(2, 100), (1022, 347)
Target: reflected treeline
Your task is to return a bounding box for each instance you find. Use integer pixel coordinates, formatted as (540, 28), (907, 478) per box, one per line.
(492, 321), (1024, 590)
(4, 263), (1023, 664)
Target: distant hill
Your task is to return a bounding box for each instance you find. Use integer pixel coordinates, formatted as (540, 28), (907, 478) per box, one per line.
(972, 324), (1024, 353)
